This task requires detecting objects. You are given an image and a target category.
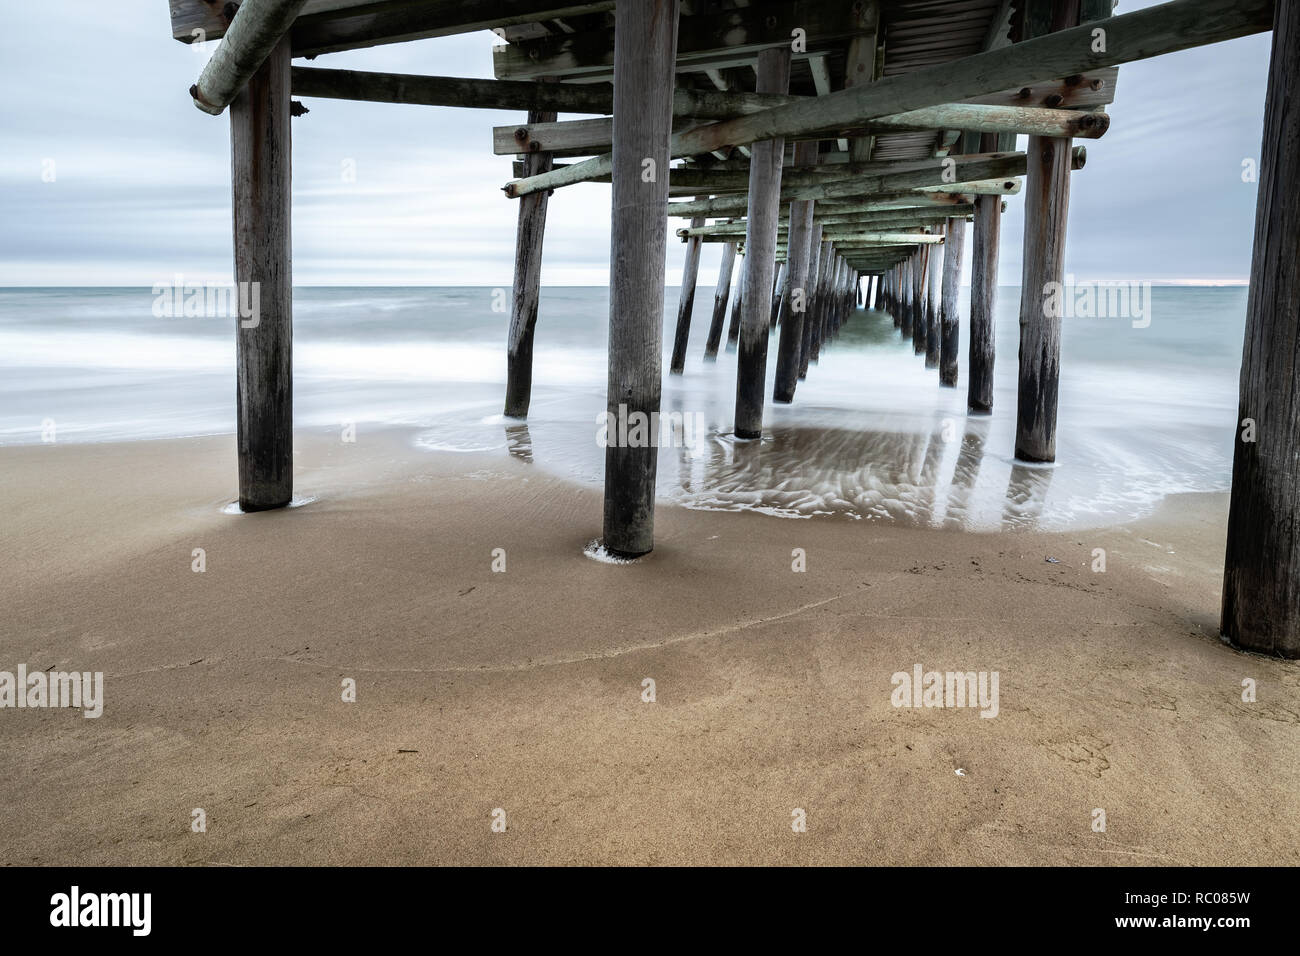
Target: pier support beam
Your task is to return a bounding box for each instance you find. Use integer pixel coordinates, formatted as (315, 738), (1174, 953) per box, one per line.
(773, 140), (818, 403)
(725, 254), (745, 350)
(770, 260), (788, 329)
(901, 253), (916, 340)
(735, 47), (792, 440)
(504, 106), (556, 417)
(232, 36), (293, 512)
(703, 240), (737, 360)
(911, 247), (926, 354)
(602, 0), (679, 557)
(925, 234), (941, 369)
(1222, 0), (1300, 658)
(669, 203), (706, 374)
(940, 215), (965, 386)
(799, 226), (825, 380)
(1014, 134), (1071, 462)
(968, 165), (1001, 412)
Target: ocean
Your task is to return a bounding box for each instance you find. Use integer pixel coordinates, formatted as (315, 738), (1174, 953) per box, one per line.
(0, 285), (1245, 530)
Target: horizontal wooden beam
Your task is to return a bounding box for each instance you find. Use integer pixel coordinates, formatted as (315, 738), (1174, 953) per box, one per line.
(495, 102), (1108, 156)
(659, 150), (1084, 217)
(673, 192), (975, 220)
(505, 0), (1268, 196)
(677, 205), (975, 239)
(961, 69), (1119, 109)
(291, 66), (799, 118)
(915, 178), (1022, 196)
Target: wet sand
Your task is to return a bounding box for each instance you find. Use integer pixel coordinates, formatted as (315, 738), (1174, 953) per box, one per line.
(1, 429), (1297, 865)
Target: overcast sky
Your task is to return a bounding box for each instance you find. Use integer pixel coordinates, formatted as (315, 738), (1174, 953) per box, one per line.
(0, 1), (1273, 286)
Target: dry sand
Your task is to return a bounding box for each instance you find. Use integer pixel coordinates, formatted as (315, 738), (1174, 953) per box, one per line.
(1, 429), (1297, 865)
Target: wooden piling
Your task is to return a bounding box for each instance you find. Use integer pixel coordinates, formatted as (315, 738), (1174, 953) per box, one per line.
(940, 215), (965, 387)
(703, 240), (737, 360)
(232, 36), (293, 512)
(773, 140), (819, 403)
(734, 47), (792, 440)
(925, 233), (942, 369)
(1222, 0), (1300, 658)
(911, 247), (927, 355)
(669, 203), (706, 375)
(809, 241), (834, 364)
(770, 260), (788, 329)
(602, 0), (679, 557)
(1014, 134), (1071, 462)
(504, 105), (557, 417)
(968, 136), (1002, 413)
(899, 255), (914, 338)
(725, 254), (745, 349)
(799, 226), (825, 380)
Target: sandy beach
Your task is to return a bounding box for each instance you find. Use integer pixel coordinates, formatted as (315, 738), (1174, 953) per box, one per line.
(2, 429), (1296, 866)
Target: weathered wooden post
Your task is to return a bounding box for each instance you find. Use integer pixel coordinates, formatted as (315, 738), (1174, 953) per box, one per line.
(602, 0), (680, 556)
(1222, 0), (1300, 659)
(669, 203), (706, 375)
(925, 234), (942, 368)
(968, 135), (1002, 413)
(770, 260), (788, 329)
(900, 253), (915, 339)
(940, 215), (966, 387)
(799, 226), (825, 380)
(911, 247), (927, 355)
(504, 106), (557, 416)
(726, 254), (745, 349)
(1015, 134), (1071, 461)
(703, 240), (737, 360)
(232, 36), (293, 512)
(810, 241), (835, 364)
(734, 47), (791, 439)
(773, 141), (818, 403)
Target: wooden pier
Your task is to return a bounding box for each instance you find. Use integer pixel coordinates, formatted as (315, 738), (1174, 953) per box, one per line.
(170, 0), (1297, 657)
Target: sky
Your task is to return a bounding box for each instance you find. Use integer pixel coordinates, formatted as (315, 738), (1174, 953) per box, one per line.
(0, 1), (1274, 286)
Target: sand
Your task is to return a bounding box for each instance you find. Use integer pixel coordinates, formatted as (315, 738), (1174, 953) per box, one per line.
(1, 428), (1297, 866)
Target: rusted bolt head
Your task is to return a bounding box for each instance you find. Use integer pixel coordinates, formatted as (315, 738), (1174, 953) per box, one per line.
(514, 128), (528, 140)
(1045, 93), (1064, 107)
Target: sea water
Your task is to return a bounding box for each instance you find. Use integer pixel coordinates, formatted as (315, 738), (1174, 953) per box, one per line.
(0, 285), (1245, 530)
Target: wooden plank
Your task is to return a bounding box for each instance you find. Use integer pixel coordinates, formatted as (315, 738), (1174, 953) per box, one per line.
(602, 0), (679, 558)
(503, 106), (557, 418)
(734, 48), (791, 440)
(231, 36), (293, 511)
(492, 0), (861, 81)
(1221, 0), (1300, 658)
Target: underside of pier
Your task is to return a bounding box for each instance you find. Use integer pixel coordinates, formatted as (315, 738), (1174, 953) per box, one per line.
(169, 0), (1297, 657)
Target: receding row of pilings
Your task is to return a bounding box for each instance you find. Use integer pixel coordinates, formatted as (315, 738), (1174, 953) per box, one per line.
(191, 0), (1298, 657)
